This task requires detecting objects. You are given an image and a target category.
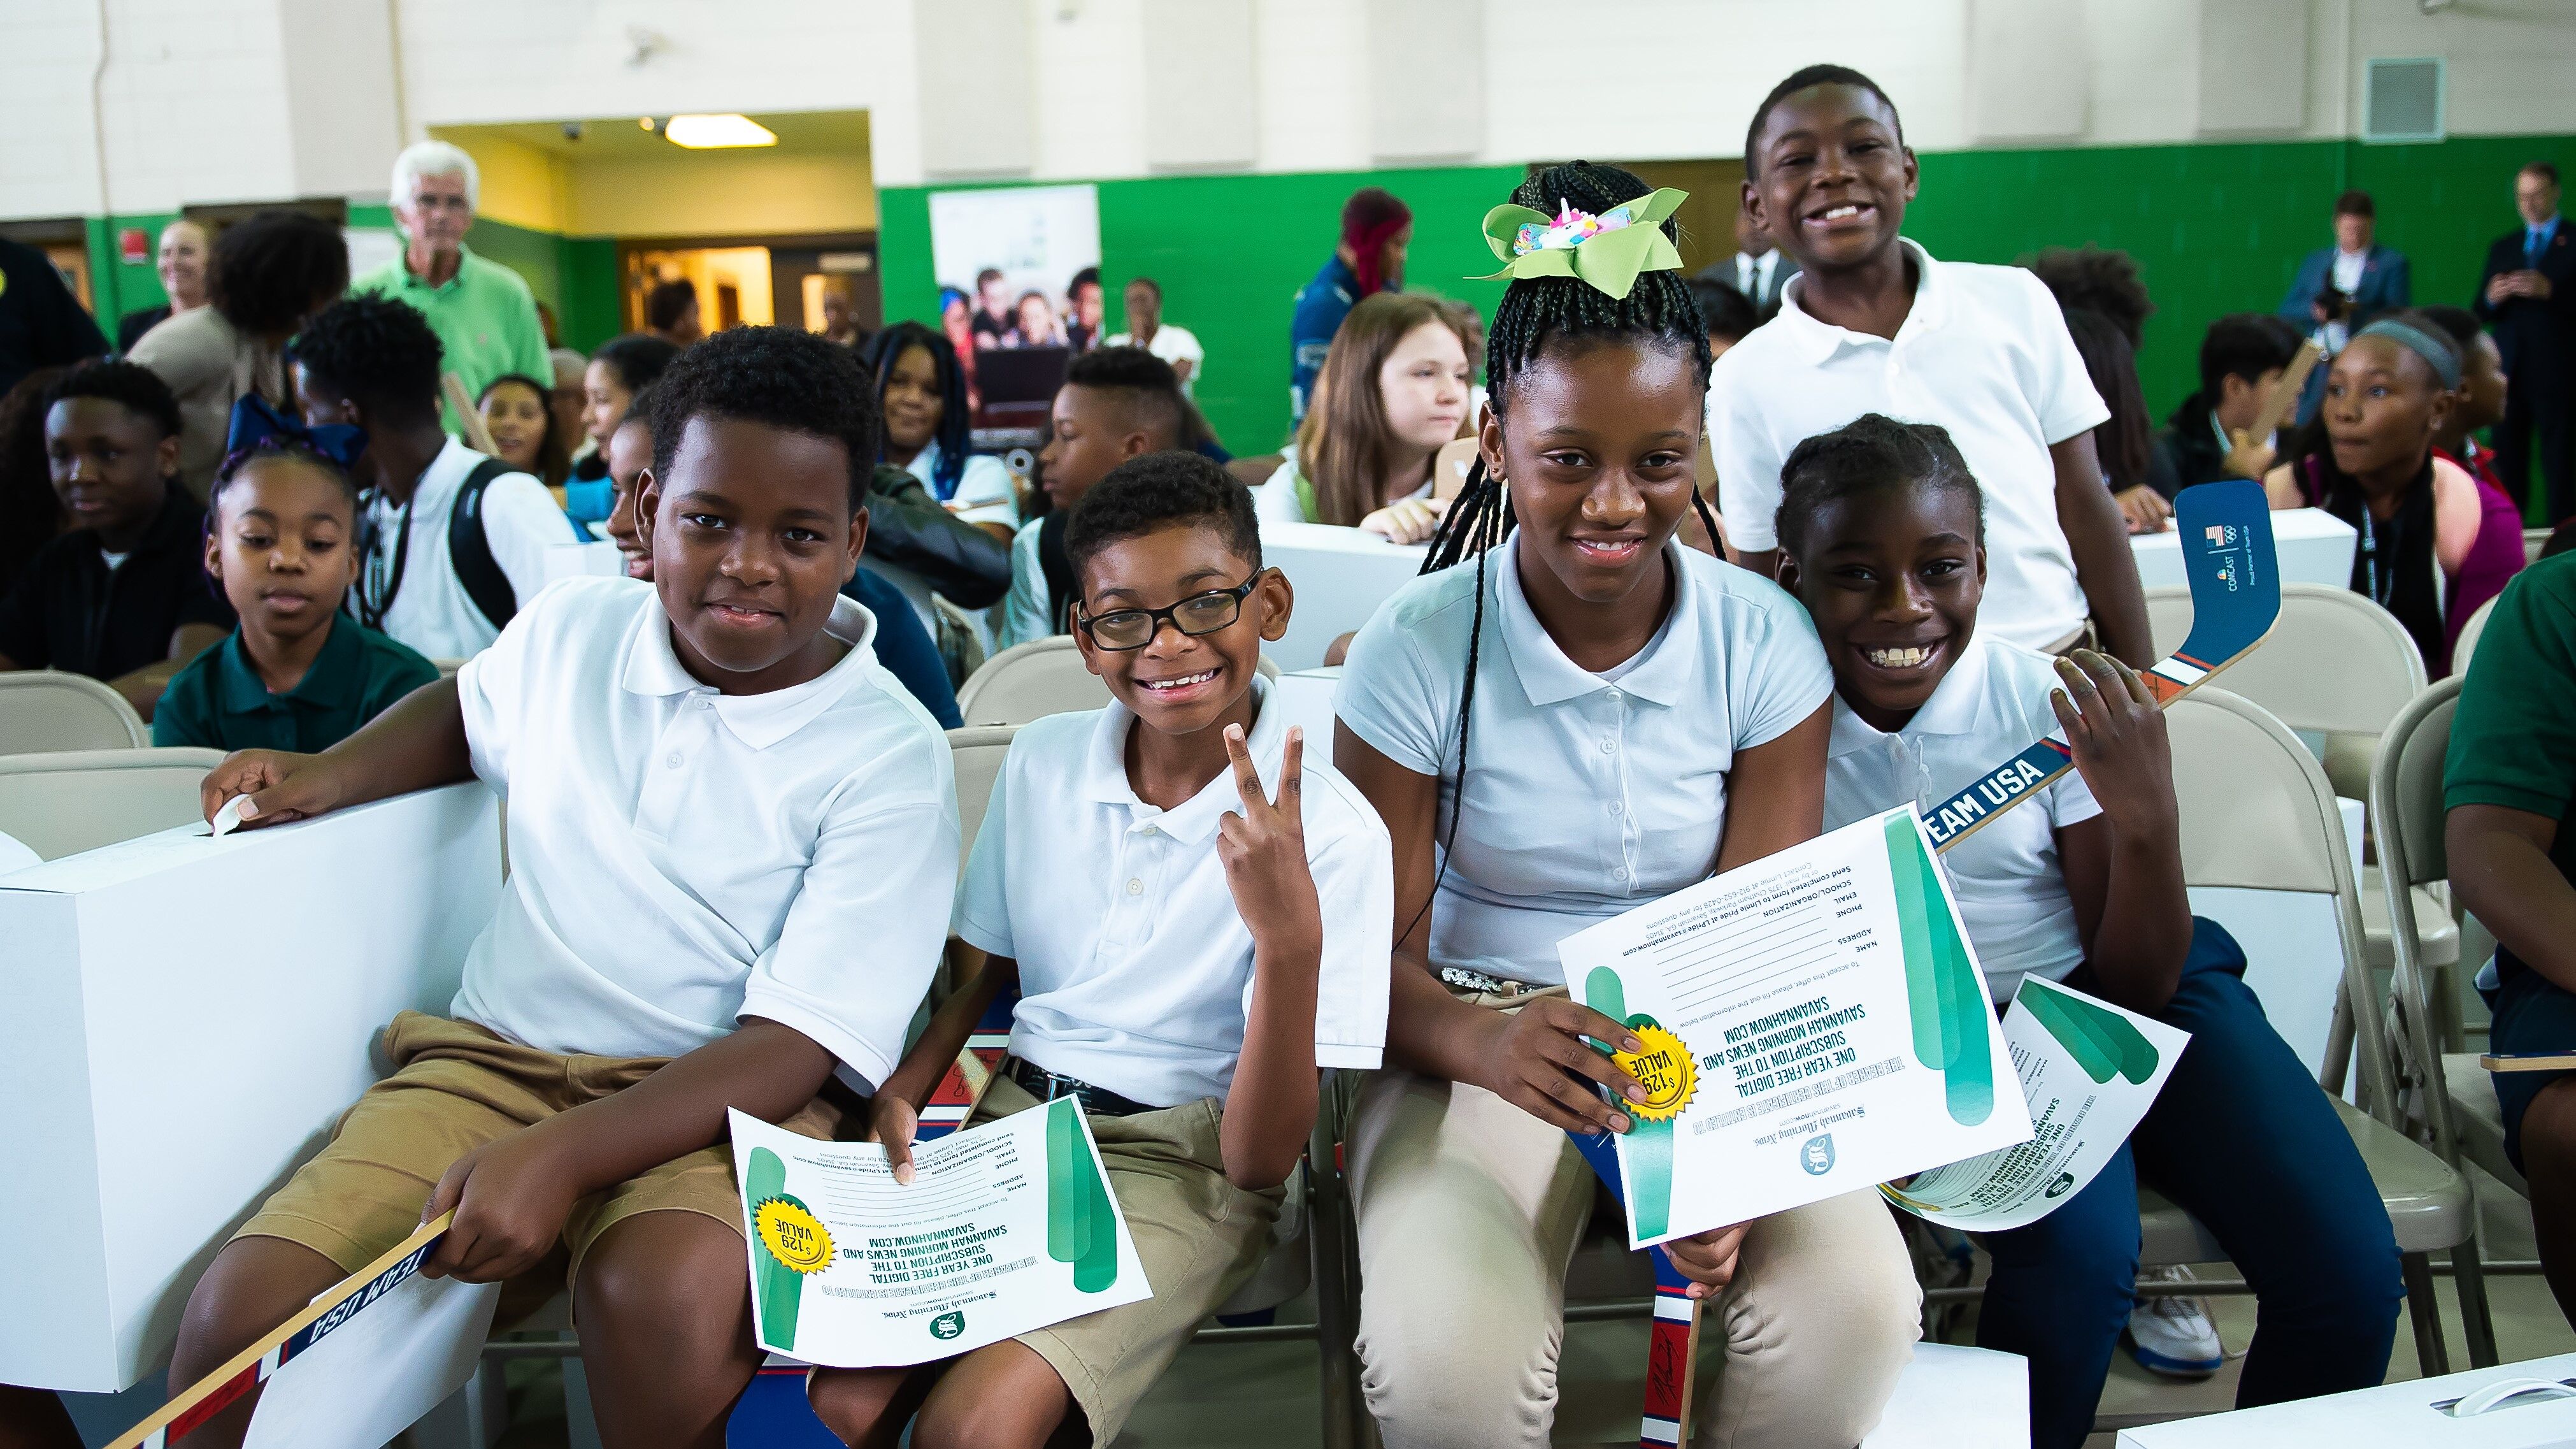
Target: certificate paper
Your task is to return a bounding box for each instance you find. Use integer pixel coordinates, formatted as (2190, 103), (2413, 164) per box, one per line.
(1884, 976), (2188, 1231)
(1560, 807), (2033, 1246)
(729, 1100), (1149, 1367)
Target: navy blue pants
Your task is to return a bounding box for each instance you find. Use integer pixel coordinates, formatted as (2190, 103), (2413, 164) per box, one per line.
(1973, 919), (2404, 1449)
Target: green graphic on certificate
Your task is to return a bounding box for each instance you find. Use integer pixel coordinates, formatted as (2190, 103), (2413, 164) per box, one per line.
(744, 1147), (822, 1352)
(2018, 977), (2162, 1085)
(1585, 967), (1680, 1240)
(1046, 1097), (1120, 1293)
(1884, 812), (1996, 1125)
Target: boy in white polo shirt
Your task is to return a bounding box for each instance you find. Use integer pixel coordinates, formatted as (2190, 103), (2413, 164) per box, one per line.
(1709, 64), (2153, 667)
(166, 327), (959, 1449)
(1776, 414), (2399, 1449)
(294, 296), (575, 661)
(808, 453), (1392, 1448)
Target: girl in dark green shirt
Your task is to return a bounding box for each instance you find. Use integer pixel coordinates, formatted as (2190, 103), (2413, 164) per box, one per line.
(154, 445), (437, 752)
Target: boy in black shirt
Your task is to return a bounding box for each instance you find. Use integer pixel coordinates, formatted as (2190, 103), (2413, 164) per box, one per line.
(0, 361), (231, 717)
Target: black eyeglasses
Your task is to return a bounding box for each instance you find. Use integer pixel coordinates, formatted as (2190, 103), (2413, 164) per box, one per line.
(1075, 572), (1266, 651)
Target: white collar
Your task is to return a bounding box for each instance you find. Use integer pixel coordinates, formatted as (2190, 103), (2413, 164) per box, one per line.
(1827, 630), (2000, 758)
(619, 591), (880, 750)
(1078, 675), (1280, 844)
(1494, 540), (1703, 709)
(1772, 237), (1947, 365)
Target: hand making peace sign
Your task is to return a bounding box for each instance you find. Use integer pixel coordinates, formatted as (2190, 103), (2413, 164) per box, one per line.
(1216, 723), (1324, 958)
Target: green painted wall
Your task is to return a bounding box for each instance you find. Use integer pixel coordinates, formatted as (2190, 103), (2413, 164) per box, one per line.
(878, 133), (2576, 466)
(878, 166), (1524, 454)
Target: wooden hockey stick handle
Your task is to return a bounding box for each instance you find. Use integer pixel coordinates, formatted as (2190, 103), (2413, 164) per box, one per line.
(441, 373), (501, 456)
(2482, 1053), (2576, 1073)
(2243, 339), (2322, 454)
(108, 1213), (455, 1449)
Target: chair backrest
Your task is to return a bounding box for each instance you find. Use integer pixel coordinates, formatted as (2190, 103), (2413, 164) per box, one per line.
(2369, 676), (2468, 1158)
(0, 747), (225, 860)
(2164, 689), (2391, 1109)
(946, 724), (1018, 874)
(0, 673), (148, 754)
(2155, 582), (2425, 738)
(955, 637), (1106, 726)
(2452, 594), (2500, 674)
(954, 636), (1280, 727)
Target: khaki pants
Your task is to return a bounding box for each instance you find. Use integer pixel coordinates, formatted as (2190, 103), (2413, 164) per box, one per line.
(1347, 1065), (1921, 1449)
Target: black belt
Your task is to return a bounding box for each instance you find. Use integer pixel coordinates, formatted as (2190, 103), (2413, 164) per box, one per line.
(1002, 1055), (1157, 1118)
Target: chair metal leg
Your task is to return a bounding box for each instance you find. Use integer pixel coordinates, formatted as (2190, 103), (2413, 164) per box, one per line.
(1310, 1079), (1365, 1449)
(2401, 1251), (2452, 1378)
(2451, 1236), (2502, 1369)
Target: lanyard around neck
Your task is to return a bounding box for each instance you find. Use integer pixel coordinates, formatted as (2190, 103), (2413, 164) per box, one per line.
(358, 491), (416, 631)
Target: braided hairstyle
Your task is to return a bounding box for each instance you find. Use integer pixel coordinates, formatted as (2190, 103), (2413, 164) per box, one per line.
(1406, 161), (1715, 942)
(1773, 413), (1984, 563)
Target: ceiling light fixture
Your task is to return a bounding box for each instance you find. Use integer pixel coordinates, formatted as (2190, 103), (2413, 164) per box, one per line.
(662, 114), (777, 149)
(638, 116), (656, 132)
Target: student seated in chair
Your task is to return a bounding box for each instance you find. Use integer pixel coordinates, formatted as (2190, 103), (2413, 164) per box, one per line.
(0, 361), (233, 719)
(808, 454), (1391, 1449)
(293, 296), (572, 661)
(1774, 414), (2401, 1449)
(603, 379), (961, 729)
(163, 326), (959, 1449)
(2450, 550), (2576, 1331)
(152, 438), (438, 753)
(998, 345), (1190, 651)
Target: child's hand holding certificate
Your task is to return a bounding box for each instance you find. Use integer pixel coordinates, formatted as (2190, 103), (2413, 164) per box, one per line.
(729, 1101), (1149, 1367)
(1559, 806), (2037, 1245)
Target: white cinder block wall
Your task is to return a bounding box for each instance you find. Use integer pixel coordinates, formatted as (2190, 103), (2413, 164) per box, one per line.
(3, 0), (2575, 219)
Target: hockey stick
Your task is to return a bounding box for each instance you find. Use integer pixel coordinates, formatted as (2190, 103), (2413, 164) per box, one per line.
(107, 1214), (454, 1449)
(1577, 480), (2277, 1448)
(1921, 477), (2279, 850)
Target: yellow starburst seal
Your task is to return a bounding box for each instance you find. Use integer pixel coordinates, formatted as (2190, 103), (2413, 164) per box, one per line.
(1614, 1023), (1696, 1122)
(754, 1197), (834, 1274)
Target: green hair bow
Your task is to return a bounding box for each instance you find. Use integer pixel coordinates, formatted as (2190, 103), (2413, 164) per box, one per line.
(1471, 188), (1687, 299)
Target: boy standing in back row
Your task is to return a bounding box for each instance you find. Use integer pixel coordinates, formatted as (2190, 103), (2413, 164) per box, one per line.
(162, 327), (957, 1449)
(1709, 64), (2153, 667)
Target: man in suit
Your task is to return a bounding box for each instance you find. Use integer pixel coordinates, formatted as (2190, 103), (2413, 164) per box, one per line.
(2478, 161), (2576, 524)
(2280, 189), (2411, 347)
(1696, 192), (1799, 322)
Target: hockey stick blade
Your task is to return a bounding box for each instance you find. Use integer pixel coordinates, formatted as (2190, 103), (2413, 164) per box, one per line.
(1920, 478), (2278, 853)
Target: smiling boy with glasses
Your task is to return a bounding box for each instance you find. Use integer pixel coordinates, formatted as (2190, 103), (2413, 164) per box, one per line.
(809, 452), (1392, 1446)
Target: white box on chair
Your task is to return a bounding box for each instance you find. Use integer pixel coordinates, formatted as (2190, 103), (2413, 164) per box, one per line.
(2117, 1352), (2576, 1446)
(0, 784), (501, 1392)
(1259, 522), (1427, 671)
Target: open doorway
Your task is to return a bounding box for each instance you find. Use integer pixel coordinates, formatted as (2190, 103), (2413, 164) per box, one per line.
(617, 233), (880, 338)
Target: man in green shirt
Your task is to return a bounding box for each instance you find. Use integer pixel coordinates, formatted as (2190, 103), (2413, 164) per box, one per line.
(349, 141), (551, 429)
(2447, 549), (2576, 1328)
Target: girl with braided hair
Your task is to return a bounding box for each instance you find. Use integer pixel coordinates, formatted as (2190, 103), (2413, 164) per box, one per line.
(1332, 162), (1919, 1449)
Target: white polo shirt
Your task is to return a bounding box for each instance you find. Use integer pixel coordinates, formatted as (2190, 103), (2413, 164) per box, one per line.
(1707, 239), (2111, 650)
(451, 576), (959, 1086)
(1336, 540), (1833, 986)
(1822, 633), (2101, 1003)
(954, 677), (1392, 1107)
(907, 439), (1019, 533)
(1103, 324), (1206, 396)
(358, 436), (571, 660)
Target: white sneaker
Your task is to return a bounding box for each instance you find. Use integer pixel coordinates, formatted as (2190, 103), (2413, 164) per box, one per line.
(2125, 1265), (2222, 1379)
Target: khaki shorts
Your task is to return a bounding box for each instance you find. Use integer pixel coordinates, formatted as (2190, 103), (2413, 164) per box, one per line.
(236, 1010), (854, 1323)
(968, 1076), (1283, 1446)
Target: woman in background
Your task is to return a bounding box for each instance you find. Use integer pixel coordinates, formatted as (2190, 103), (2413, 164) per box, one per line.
(115, 219), (211, 352)
(478, 373), (571, 487)
(2061, 306), (2177, 533)
(938, 285), (982, 413)
(861, 321), (1017, 540)
(1005, 290), (1066, 349)
(1261, 291), (1476, 544)
(127, 210), (348, 498)
(564, 333), (680, 522)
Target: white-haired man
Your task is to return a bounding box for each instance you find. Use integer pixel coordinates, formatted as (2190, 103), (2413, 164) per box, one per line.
(350, 141), (550, 421)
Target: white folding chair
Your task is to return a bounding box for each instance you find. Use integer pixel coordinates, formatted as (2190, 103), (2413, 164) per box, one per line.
(2145, 583), (2451, 986)
(2451, 595), (2500, 675)
(0, 747), (224, 860)
(2372, 675), (2511, 1368)
(2155, 688), (2475, 1377)
(0, 672), (148, 754)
